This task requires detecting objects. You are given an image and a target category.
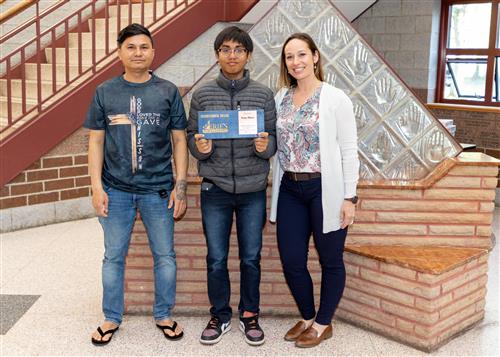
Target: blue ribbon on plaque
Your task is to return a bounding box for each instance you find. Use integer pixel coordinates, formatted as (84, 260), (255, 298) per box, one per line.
(198, 109), (264, 139)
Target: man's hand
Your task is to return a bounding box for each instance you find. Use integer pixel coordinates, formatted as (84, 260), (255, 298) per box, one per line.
(168, 179), (187, 219)
(254, 132), (269, 153)
(92, 187), (109, 217)
(340, 200), (356, 229)
(88, 130), (106, 216)
(194, 134), (212, 154)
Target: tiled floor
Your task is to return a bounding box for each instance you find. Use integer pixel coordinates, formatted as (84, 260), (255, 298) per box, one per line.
(1, 209), (499, 356)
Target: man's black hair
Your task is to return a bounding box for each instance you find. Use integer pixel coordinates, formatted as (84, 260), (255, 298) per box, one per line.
(117, 23), (154, 47)
(213, 26), (253, 52)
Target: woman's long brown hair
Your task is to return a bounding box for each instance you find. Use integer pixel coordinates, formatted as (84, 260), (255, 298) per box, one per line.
(279, 33), (324, 88)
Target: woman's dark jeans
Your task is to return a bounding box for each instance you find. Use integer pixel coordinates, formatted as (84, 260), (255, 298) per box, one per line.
(277, 176), (347, 325)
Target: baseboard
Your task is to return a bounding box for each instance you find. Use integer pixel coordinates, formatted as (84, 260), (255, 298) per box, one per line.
(0, 197), (95, 233)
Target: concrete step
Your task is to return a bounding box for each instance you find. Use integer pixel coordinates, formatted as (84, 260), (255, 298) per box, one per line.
(0, 73), (90, 136)
(89, 17), (155, 33)
(24, 63), (91, 82)
(45, 47), (107, 65)
(76, 14), (181, 48)
(68, 32), (118, 49)
(108, 1), (167, 17)
(0, 96), (37, 122)
(0, 79), (67, 101)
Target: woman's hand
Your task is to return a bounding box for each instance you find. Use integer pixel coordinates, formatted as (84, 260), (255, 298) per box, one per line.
(340, 200), (356, 229)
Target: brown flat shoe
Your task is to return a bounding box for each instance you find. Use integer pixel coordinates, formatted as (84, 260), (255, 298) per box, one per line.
(295, 324), (332, 348)
(284, 321), (307, 341)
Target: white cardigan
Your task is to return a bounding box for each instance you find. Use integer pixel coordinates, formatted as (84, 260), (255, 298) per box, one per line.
(269, 83), (359, 233)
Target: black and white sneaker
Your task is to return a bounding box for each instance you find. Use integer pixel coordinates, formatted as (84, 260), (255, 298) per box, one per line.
(199, 317), (231, 345)
(239, 315), (265, 346)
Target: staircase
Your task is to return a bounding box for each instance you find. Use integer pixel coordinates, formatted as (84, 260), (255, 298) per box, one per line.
(0, 0), (258, 186)
(0, 1), (188, 134)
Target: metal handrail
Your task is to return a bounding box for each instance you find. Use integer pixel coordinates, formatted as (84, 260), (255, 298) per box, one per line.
(0, 0), (195, 133)
(1, 1), (69, 44)
(0, 0), (37, 24)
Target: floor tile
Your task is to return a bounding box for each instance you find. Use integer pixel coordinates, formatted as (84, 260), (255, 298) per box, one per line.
(0, 294), (40, 334)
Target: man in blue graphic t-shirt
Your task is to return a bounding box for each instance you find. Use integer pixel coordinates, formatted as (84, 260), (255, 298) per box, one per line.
(84, 23), (188, 345)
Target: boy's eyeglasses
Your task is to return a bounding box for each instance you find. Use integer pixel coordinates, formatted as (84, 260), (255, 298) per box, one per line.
(217, 47), (247, 57)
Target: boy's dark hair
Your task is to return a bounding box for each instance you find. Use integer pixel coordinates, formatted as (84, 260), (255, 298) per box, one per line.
(213, 26), (253, 53)
(117, 23), (153, 47)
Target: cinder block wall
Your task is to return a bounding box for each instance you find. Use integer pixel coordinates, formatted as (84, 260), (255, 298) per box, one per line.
(352, 0), (439, 103)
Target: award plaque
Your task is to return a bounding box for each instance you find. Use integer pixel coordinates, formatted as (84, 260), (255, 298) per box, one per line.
(198, 109), (265, 139)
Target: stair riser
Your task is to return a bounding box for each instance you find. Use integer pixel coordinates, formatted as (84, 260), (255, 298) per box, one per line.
(0, 80), (62, 100)
(108, 2), (166, 17)
(24, 64), (89, 81)
(68, 33), (118, 49)
(89, 17), (155, 33)
(0, 101), (36, 119)
(45, 48), (107, 65)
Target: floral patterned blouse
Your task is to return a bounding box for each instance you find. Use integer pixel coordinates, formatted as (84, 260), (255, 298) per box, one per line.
(277, 84), (322, 173)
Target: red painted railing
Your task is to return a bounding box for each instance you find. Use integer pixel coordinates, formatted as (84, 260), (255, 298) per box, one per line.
(0, 0), (196, 133)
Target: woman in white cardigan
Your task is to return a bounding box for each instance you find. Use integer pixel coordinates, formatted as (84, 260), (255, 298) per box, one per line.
(269, 33), (359, 348)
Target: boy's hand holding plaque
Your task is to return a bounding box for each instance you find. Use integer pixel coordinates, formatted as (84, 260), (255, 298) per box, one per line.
(198, 109), (264, 139)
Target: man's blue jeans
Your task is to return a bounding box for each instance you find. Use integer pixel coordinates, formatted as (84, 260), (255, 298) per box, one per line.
(98, 184), (176, 325)
(200, 182), (266, 323)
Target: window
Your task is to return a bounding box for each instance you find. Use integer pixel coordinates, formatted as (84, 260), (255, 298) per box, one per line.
(437, 0), (500, 106)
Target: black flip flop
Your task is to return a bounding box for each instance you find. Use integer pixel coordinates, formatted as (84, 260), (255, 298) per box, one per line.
(156, 321), (184, 341)
(91, 326), (119, 346)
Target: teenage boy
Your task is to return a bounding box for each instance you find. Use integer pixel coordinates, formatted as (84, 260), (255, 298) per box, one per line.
(187, 26), (277, 346)
(85, 23), (188, 345)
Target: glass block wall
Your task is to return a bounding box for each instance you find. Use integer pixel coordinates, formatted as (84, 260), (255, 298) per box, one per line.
(184, 0), (462, 184)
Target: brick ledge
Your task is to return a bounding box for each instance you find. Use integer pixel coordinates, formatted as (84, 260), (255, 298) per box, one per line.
(357, 153), (500, 190)
(345, 245), (488, 274)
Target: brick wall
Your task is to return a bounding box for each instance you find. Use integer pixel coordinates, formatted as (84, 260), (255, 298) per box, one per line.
(0, 128), (91, 231)
(124, 154), (496, 351)
(338, 249), (488, 351)
(125, 154), (498, 315)
(125, 183), (299, 313)
(350, 164), (498, 248)
(0, 154), (90, 210)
